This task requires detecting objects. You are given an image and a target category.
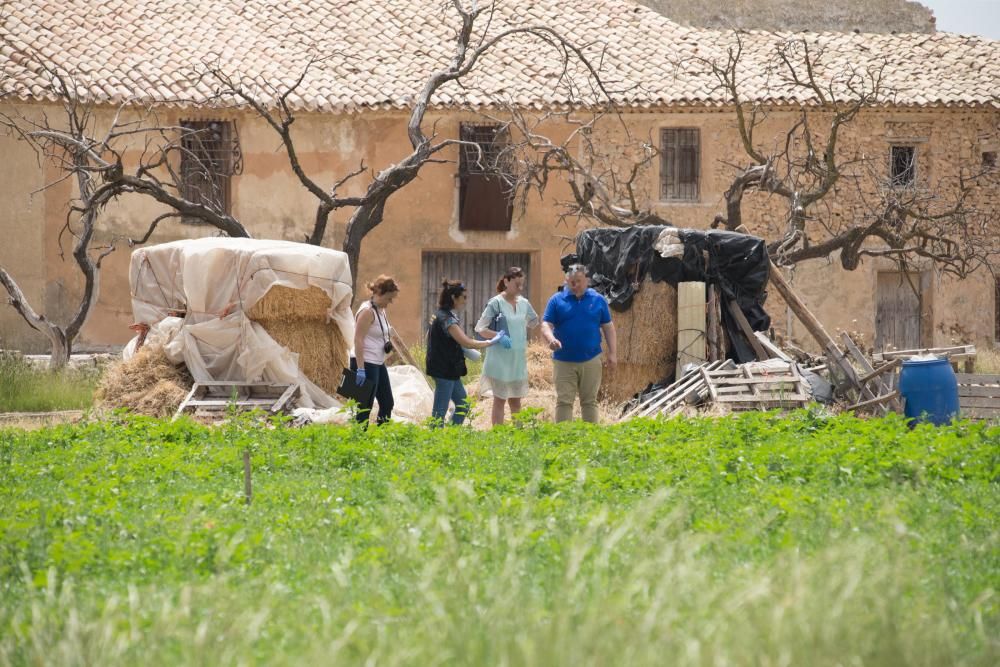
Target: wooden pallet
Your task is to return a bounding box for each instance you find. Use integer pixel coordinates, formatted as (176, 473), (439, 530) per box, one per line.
(955, 373), (1000, 421)
(701, 360), (810, 410)
(840, 333), (900, 415)
(174, 382), (300, 420)
(619, 360), (735, 420)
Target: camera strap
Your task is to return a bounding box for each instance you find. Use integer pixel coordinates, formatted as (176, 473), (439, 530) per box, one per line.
(370, 301), (389, 345)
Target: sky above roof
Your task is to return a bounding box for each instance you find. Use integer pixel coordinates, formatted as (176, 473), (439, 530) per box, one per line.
(922, 0), (1000, 39)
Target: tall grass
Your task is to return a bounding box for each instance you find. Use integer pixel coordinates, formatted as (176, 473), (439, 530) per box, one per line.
(974, 347), (1000, 373)
(0, 413), (996, 665)
(0, 355), (97, 412)
(2, 499), (988, 666)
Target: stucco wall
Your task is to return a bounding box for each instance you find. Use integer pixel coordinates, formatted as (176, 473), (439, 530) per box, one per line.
(0, 102), (996, 357)
(637, 0), (936, 33)
(0, 105), (48, 353)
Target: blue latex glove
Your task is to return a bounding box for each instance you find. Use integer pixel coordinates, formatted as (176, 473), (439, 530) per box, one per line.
(489, 329), (508, 346)
(355, 368), (367, 386)
(500, 334), (512, 349)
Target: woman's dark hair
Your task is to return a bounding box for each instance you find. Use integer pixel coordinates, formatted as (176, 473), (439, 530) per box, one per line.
(438, 279), (466, 310)
(367, 274), (399, 296)
(496, 266), (524, 292)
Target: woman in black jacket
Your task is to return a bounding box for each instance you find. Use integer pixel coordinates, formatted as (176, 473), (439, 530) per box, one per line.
(426, 280), (505, 426)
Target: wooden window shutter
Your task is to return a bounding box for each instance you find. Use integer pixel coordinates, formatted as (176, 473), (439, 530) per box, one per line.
(459, 123), (515, 231)
(660, 128), (700, 200)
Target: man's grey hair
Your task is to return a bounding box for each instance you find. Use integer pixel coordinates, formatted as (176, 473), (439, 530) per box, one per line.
(565, 263), (589, 278)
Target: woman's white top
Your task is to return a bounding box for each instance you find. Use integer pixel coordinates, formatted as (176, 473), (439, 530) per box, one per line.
(355, 300), (390, 365)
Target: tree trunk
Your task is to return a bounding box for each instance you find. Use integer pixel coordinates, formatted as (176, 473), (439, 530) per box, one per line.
(47, 329), (71, 371)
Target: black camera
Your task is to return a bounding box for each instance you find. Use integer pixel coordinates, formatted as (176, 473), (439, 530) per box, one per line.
(383, 340), (394, 355)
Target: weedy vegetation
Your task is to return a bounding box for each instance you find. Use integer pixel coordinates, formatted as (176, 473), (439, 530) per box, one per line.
(0, 410), (997, 665)
(0, 356), (98, 413)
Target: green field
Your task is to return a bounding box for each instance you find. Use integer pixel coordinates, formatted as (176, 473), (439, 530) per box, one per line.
(0, 411), (997, 665)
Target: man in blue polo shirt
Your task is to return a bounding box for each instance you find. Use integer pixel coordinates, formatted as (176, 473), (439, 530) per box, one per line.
(540, 264), (617, 423)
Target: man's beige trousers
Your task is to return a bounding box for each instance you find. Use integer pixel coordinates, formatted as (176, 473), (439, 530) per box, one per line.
(553, 356), (603, 423)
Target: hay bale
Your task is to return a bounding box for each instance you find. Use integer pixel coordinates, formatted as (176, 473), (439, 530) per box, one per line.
(602, 280), (677, 404)
(95, 345), (192, 416)
(247, 285), (350, 395)
(526, 341), (554, 390)
(133, 380), (190, 418)
(246, 284), (332, 321)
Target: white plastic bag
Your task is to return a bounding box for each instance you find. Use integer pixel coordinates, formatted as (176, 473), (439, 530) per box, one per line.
(385, 365), (434, 424)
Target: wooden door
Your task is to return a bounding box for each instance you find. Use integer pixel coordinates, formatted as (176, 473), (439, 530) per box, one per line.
(421, 252), (530, 336)
(875, 272), (922, 351)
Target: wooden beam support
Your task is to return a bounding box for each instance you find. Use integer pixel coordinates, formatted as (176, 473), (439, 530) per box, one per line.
(767, 262), (862, 393)
(858, 357), (901, 385)
(706, 284), (724, 362)
(389, 329), (420, 369)
(726, 299), (769, 361)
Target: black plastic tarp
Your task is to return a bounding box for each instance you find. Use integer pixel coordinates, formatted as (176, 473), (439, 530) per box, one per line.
(567, 225), (771, 363)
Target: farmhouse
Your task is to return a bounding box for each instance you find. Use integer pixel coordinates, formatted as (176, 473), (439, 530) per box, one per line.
(0, 0), (997, 356)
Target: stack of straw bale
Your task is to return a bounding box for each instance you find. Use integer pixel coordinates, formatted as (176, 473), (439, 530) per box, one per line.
(94, 345), (192, 417)
(247, 285), (349, 395)
(601, 279), (677, 404)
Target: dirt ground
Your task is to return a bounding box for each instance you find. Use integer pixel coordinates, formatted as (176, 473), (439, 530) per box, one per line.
(465, 342), (624, 429)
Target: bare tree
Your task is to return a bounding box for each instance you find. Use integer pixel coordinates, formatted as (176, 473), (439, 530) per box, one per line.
(502, 33), (997, 283)
(493, 108), (668, 233)
(1, 0), (613, 363)
(0, 66), (251, 368)
(201, 0), (612, 293)
(696, 35), (998, 278)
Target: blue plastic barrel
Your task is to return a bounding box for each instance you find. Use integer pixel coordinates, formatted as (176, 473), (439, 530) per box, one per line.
(897, 357), (960, 425)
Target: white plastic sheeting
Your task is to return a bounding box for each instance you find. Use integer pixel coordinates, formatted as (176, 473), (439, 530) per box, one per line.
(127, 238), (353, 408)
(292, 364), (434, 425)
(386, 365), (434, 423)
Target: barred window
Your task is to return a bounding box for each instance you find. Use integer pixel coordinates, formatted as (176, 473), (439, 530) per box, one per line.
(890, 145), (916, 187)
(180, 120), (241, 223)
(458, 123), (514, 231)
(660, 128), (700, 201)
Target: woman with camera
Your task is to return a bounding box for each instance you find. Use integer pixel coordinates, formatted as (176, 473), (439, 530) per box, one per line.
(426, 279), (507, 426)
(351, 274), (399, 425)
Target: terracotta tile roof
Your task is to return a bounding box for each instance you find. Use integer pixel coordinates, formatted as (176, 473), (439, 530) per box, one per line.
(1, 1), (998, 111)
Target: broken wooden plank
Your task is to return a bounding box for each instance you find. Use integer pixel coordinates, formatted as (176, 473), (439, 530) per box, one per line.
(626, 360), (732, 420)
(390, 329), (421, 369)
(957, 386), (1000, 398)
(620, 370), (700, 420)
(753, 332), (793, 362)
(953, 373), (1000, 385)
(269, 384), (301, 413)
(767, 262), (862, 393)
(706, 284), (724, 362)
(958, 407), (1000, 420)
(846, 390), (901, 413)
(840, 332), (890, 415)
(858, 357), (902, 384)
(872, 344), (976, 362)
(726, 299), (768, 361)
